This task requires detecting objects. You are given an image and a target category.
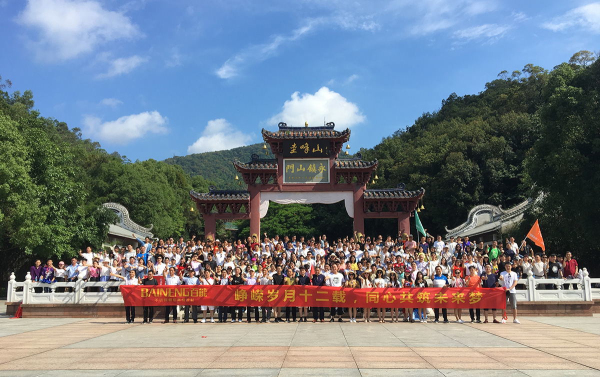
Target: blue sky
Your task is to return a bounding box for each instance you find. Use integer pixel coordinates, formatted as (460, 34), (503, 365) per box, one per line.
(1, 0), (598, 162)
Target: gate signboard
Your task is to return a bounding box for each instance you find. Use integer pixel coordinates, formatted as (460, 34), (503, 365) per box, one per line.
(283, 158), (329, 183)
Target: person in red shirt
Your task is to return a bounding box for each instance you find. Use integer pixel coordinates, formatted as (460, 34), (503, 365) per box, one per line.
(563, 251), (579, 290)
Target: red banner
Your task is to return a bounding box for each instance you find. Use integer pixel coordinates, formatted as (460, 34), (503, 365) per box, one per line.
(120, 285), (506, 309)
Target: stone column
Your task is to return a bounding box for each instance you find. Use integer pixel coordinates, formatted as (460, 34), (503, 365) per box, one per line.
(353, 186), (365, 235)
(249, 187), (261, 237)
(398, 212), (410, 236)
(204, 214), (216, 242)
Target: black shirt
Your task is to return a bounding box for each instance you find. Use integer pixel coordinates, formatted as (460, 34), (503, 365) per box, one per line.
(297, 275), (311, 286)
(547, 261), (562, 278)
(142, 277), (158, 286)
(272, 273), (285, 285)
(230, 275), (244, 285)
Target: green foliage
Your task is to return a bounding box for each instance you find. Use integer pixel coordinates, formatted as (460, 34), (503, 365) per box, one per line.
(165, 144), (270, 189)
(525, 58), (600, 267)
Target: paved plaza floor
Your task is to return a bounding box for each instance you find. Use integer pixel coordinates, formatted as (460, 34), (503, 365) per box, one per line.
(0, 313), (599, 376)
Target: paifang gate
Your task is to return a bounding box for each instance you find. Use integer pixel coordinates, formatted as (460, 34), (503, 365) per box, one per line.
(190, 122), (425, 240)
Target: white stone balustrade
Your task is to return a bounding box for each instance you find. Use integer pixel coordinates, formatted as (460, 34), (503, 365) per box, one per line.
(6, 268), (599, 305)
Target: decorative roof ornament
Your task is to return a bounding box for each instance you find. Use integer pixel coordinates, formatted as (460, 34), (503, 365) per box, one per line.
(102, 202), (154, 238)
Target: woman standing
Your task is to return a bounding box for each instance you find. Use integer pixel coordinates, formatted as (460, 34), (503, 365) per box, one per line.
(388, 272), (401, 322)
(414, 271), (428, 323)
(110, 269), (139, 323)
(465, 265), (482, 323)
(200, 270), (216, 323)
(345, 271), (360, 323)
(373, 269), (387, 323)
(284, 267), (298, 322)
(360, 271), (373, 322)
(451, 269), (465, 323)
(403, 273), (414, 322)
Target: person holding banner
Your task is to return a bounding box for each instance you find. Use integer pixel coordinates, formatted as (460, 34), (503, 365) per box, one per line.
(162, 267), (181, 323)
(217, 269), (230, 323)
(284, 268), (298, 322)
(258, 270), (273, 322)
(200, 270), (216, 323)
(243, 269), (260, 323)
(481, 264), (500, 323)
(141, 270), (158, 323)
(465, 266), (482, 323)
(110, 269), (139, 324)
(373, 269), (387, 323)
(345, 271), (360, 323)
(182, 268), (200, 323)
(230, 267), (245, 323)
(432, 266), (449, 323)
(297, 266), (311, 322)
(312, 267), (326, 322)
(388, 271), (401, 323)
(359, 271), (373, 322)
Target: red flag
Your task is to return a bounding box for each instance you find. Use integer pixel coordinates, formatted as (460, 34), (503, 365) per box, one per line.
(526, 220), (545, 251)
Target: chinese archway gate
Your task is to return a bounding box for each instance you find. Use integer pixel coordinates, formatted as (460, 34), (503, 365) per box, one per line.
(190, 122), (425, 240)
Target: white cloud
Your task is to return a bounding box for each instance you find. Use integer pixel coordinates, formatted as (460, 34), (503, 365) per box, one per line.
(215, 15), (378, 79)
(512, 11), (529, 23)
(96, 55), (148, 78)
(17, 0), (141, 61)
(542, 3), (600, 34)
(99, 98), (123, 107)
(187, 119), (253, 154)
(83, 111), (168, 144)
(165, 48), (182, 68)
(268, 87), (365, 129)
(403, 0), (498, 35)
(453, 24), (511, 42)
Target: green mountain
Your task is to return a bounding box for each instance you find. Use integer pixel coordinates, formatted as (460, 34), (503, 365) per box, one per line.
(165, 143), (273, 189)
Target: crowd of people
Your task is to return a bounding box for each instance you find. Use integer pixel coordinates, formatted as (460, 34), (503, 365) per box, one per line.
(28, 232), (581, 325)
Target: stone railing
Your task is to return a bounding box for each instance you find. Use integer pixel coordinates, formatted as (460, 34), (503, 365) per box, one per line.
(6, 268), (599, 306)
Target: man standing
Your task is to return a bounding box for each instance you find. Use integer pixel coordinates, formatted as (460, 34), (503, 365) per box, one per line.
(110, 269), (139, 323)
(297, 266), (311, 322)
(141, 270), (158, 323)
(326, 264), (345, 322)
(182, 268), (200, 323)
(432, 266), (449, 323)
(272, 266), (285, 323)
(499, 262), (519, 324)
(312, 267), (326, 323)
(163, 267), (181, 323)
(481, 264), (499, 323)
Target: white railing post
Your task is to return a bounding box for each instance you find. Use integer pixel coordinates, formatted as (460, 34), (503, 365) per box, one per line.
(23, 272), (32, 304)
(74, 280), (83, 304)
(582, 268), (592, 301)
(7, 272), (16, 302)
(527, 270), (536, 301)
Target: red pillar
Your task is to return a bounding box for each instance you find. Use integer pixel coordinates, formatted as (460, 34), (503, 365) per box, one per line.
(398, 212), (410, 236)
(204, 214), (216, 242)
(249, 187), (261, 237)
(353, 186), (365, 236)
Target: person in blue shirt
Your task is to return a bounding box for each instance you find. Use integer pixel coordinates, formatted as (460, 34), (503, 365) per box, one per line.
(133, 234), (153, 254)
(65, 258), (79, 282)
(432, 266), (449, 323)
(182, 269), (200, 323)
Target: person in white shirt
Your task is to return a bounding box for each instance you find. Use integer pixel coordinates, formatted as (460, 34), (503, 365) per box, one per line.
(79, 247), (96, 265)
(163, 267), (181, 323)
(447, 237), (457, 255)
(325, 264), (345, 322)
(200, 270), (216, 323)
(433, 236), (445, 253)
(111, 269), (139, 323)
(499, 262), (519, 324)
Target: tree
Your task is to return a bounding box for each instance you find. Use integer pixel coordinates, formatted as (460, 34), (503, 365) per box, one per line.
(569, 50), (596, 67)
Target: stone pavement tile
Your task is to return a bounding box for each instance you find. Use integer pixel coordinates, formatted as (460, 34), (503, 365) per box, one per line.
(278, 368), (361, 376)
(361, 369), (443, 376)
(352, 356), (424, 363)
(354, 360), (433, 369)
(197, 369), (279, 376)
(565, 358), (600, 369)
(0, 371), (122, 377)
(499, 361), (590, 370)
(350, 346), (413, 352)
(134, 360), (213, 369)
(118, 370), (202, 377)
(427, 361), (513, 370)
(520, 370), (600, 377)
(207, 359), (284, 369)
(286, 347), (352, 356)
(285, 355), (355, 362)
(441, 369), (528, 376)
(0, 348), (54, 364)
(350, 350), (419, 358)
(281, 360), (356, 368)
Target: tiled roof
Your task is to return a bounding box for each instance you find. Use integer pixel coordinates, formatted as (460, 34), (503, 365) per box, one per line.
(364, 187), (425, 199)
(190, 189), (250, 201)
(335, 159), (378, 169)
(233, 159), (277, 170)
(262, 128), (350, 140)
